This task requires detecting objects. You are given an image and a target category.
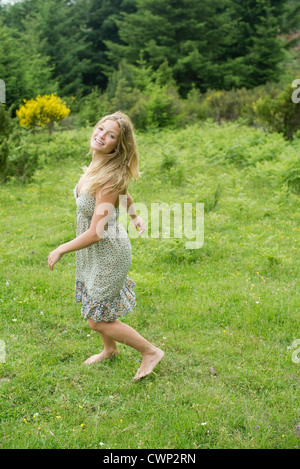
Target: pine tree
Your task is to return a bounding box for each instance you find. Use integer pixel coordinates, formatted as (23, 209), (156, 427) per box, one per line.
(82, 0), (137, 92)
(30, 0), (92, 97)
(0, 17), (55, 109)
(105, 0), (287, 95)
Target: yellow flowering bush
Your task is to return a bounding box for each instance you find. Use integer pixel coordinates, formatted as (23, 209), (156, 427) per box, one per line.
(16, 93), (70, 133)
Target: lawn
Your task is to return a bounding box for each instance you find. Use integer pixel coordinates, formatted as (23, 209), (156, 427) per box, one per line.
(0, 120), (299, 449)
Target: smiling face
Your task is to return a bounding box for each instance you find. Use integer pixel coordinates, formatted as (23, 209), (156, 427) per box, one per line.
(90, 119), (120, 155)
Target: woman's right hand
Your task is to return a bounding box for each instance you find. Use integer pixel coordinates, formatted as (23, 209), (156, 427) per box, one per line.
(131, 216), (146, 236)
(48, 247), (64, 270)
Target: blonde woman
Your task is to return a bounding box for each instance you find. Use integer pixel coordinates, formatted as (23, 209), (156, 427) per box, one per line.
(48, 111), (164, 380)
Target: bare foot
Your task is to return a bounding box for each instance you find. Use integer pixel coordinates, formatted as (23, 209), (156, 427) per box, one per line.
(133, 347), (164, 380)
(84, 349), (120, 365)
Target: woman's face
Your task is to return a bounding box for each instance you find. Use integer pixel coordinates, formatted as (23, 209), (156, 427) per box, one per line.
(90, 119), (120, 154)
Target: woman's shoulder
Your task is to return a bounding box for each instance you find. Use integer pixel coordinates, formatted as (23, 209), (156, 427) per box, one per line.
(93, 184), (127, 208)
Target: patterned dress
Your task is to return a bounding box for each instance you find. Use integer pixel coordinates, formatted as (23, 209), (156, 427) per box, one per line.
(73, 184), (136, 322)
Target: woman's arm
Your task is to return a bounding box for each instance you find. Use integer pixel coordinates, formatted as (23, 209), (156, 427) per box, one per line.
(48, 188), (118, 270)
(125, 192), (146, 235)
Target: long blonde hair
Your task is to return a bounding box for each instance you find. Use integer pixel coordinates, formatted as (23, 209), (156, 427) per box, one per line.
(81, 111), (141, 197)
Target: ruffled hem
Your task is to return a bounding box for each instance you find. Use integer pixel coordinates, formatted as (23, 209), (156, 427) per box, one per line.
(75, 277), (136, 323)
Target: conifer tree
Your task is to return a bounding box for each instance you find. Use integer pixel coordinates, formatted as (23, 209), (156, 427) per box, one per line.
(105, 0), (287, 95)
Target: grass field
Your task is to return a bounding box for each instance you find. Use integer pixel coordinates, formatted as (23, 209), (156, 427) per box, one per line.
(0, 120), (299, 449)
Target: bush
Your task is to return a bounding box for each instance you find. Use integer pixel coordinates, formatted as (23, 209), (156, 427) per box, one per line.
(16, 93), (70, 134)
(145, 84), (182, 128)
(6, 141), (39, 183)
(177, 84), (282, 127)
(0, 103), (13, 141)
(77, 88), (111, 127)
(88, 60), (183, 130)
(0, 104), (38, 183)
(0, 104), (13, 179)
(252, 82), (300, 139)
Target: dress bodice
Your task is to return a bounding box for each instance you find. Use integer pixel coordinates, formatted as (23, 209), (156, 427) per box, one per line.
(73, 184), (120, 222)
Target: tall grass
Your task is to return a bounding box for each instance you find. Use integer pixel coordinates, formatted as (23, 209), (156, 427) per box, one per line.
(0, 121), (299, 449)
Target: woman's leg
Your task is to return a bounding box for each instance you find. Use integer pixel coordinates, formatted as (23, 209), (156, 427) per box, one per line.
(86, 318), (164, 380)
(84, 330), (120, 365)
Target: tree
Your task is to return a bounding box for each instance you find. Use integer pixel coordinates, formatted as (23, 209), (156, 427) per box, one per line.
(0, 17), (56, 110)
(29, 0), (92, 97)
(105, 0), (287, 95)
(229, 0), (286, 87)
(82, 0), (137, 92)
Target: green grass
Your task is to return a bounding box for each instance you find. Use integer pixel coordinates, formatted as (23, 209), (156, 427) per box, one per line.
(0, 120), (299, 449)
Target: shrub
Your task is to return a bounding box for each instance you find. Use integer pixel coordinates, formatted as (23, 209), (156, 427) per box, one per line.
(252, 83), (300, 140)
(77, 88), (111, 127)
(6, 141), (39, 183)
(0, 139), (10, 182)
(0, 104), (38, 183)
(95, 59), (183, 130)
(179, 88), (208, 125)
(0, 103), (13, 141)
(177, 84), (281, 127)
(145, 84), (182, 129)
(0, 104), (13, 179)
(16, 93), (70, 134)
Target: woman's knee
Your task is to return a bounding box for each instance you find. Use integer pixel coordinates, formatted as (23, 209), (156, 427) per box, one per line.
(88, 318), (105, 331)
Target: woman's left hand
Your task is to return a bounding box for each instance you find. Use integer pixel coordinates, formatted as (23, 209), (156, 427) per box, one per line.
(131, 216), (146, 236)
(48, 247), (64, 270)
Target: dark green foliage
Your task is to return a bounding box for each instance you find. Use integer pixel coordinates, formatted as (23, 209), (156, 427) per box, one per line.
(0, 139), (9, 181)
(75, 60), (183, 130)
(253, 82), (300, 139)
(106, 0), (288, 96)
(0, 104), (13, 180)
(0, 103), (13, 141)
(1, 0), (299, 138)
(1, 0), (296, 103)
(0, 104), (38, 183)
(6, 141), (39, 183)
(0, 16), (56, 110)
(82, 0), (137, 91)
(279, 0), (300, 34)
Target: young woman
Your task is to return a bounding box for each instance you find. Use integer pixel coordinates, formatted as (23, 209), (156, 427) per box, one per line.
(48, 111), (164, 380)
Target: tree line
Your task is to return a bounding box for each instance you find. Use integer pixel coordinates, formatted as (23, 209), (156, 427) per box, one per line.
(0, 0), (300, 111)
